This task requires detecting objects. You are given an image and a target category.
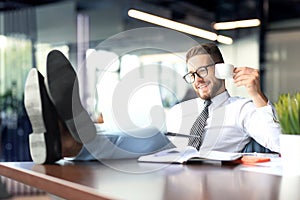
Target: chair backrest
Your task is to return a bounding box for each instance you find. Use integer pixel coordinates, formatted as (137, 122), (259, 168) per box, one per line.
(242, 138), (278, 153)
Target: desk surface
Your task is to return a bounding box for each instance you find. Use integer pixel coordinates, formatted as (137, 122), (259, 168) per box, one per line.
(0, 160), (299, 200)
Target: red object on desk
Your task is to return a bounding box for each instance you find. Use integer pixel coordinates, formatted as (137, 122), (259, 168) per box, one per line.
(241, 156), (271, 164)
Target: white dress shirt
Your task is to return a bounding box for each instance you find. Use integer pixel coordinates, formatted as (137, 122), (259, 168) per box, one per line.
(166, 91), (281, 153)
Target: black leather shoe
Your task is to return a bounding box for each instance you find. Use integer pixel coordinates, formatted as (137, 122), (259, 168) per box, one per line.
(46, 50), (96, 144)
(24, 68), (62, 164)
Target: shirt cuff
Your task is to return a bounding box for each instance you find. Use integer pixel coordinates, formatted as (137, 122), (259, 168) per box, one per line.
(256, 101), (280, 123)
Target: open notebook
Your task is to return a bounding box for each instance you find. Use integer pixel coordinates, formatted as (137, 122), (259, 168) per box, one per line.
(138, 146), (243, 164)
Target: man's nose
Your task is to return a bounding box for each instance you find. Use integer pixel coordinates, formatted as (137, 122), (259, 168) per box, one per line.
(194, 74), (204, 82)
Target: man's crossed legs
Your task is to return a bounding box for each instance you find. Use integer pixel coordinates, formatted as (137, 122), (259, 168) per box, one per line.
(24, 50), (173, 164)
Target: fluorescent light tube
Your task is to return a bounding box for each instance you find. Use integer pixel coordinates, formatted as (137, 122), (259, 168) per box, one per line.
(128, 9), (233, 44)
(213, 19), (261, 30)
(217, 35), (233, 45)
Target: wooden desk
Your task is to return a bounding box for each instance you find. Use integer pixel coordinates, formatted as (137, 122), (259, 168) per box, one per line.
(0, 160), (299, 200)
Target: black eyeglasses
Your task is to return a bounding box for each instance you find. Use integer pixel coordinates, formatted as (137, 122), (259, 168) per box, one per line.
(183, 63), (215, 84)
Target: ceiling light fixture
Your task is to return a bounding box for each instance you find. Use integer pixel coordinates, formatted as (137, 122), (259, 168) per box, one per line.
(128, 9), (233, 45)
(213, 19), (261, 30)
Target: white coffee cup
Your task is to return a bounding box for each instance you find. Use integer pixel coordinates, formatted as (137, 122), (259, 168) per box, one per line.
(215, 63), (234, 79)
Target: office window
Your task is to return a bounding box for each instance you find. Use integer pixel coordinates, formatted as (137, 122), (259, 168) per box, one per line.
(0, 35), (32, 161)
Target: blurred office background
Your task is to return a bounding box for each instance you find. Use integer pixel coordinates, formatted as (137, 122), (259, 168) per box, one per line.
(0, 0), (299, 161)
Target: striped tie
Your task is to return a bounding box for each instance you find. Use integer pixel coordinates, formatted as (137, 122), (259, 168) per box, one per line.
(188, 100), (212, 150)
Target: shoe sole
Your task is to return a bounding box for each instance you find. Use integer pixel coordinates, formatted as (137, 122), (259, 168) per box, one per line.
(24, 69), (62, 164)
(46, 50), (96, 144)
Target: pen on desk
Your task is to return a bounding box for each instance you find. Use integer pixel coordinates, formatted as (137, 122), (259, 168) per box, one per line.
(240, 152), (280, 158)
(165, 132), (201, 138)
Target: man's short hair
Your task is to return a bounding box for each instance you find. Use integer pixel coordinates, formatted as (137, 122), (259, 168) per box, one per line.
(186, 43), (224, 64)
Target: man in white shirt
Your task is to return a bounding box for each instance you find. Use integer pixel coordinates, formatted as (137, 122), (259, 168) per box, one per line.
(167, 43), (280, 153)
(24, 43), (280, 165)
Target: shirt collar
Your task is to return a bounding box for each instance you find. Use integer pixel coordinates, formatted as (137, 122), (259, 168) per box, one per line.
(195, 90), (230, 110)
(210, 90), (230, 110)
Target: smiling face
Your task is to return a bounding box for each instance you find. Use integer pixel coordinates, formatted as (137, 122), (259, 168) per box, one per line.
(187, 54), (225, 100)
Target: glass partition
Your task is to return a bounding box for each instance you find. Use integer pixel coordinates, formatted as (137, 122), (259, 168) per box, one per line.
(0, 35), (32, 161)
